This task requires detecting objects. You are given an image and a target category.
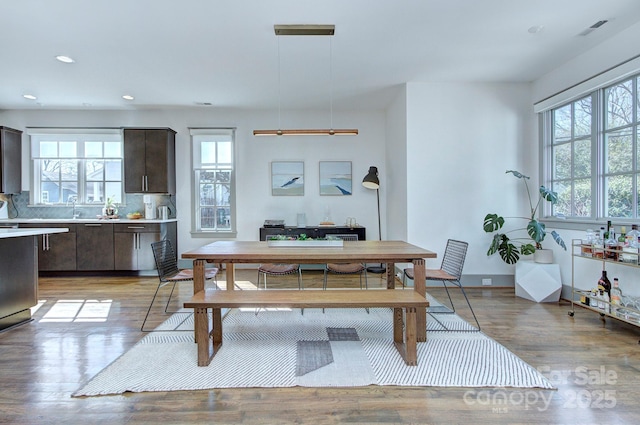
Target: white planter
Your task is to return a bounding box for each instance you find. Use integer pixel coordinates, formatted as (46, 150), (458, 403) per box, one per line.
(515, 261), (562, 302)
(533, 249), (554, 264)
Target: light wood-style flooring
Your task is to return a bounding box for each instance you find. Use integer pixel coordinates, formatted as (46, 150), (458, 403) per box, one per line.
(1, 269), (639, 424)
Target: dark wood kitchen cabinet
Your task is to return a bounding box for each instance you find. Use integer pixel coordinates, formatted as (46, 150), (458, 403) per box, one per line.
(14, 220), (177, 273)
(114, 221), (177, 270)
(123, 128), (176, 194)
(76, 223), (114, 270)
(19, 223), (77, 271)
(0, 126), (22, 194)
(114, 223), (162, 270)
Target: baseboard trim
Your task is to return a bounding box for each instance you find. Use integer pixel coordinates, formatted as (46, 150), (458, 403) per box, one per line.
(392, 266), (515, 288)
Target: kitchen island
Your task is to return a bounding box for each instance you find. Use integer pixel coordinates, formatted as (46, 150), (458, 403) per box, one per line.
(0, 227), (68, 331)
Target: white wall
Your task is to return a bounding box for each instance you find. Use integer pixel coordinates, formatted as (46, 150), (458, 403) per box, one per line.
(404, 82), (536, 277)
(385, 86), (408, 242)
(0, 107), (386, 255)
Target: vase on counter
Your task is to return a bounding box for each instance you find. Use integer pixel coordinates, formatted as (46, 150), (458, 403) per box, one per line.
(103, 206), (118, 216)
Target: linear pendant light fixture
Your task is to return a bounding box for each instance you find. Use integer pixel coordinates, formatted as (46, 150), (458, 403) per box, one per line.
(253, 24), (358, 137)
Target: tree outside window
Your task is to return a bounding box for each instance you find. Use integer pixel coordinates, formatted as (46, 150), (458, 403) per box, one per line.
(547, 75), (640, 221)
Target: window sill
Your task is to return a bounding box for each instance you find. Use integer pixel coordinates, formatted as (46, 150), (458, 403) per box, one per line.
(541, 217), (639, 231)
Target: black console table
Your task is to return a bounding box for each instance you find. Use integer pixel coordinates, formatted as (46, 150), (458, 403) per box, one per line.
(259, 226), (366, 241)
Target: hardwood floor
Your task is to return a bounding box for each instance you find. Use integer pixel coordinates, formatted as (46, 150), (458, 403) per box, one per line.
(1, 269), (639, 424)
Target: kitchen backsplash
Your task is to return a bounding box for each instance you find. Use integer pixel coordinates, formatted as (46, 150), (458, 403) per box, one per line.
(4, 191), (176, 220)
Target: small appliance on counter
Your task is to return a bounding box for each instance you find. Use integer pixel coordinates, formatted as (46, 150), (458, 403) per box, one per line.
(143, 194), (156, 219)
(158, 205), (169, 220)
(263, 219), (285, 228)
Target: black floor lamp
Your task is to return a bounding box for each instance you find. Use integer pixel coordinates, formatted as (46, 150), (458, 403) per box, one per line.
(362, 166), (385, 274)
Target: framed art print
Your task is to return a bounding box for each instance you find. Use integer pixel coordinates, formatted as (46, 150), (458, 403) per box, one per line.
(319, 161), (352, 195)
(271, 161), (304, 196)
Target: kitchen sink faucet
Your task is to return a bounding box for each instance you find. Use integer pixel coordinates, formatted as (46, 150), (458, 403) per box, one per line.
(67, 195), (80, 219)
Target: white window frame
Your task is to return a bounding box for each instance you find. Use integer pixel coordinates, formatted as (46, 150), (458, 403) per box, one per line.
(190, 128), (237, 237)
(28, 128), (123, 206)
(542, 72), (640, 225)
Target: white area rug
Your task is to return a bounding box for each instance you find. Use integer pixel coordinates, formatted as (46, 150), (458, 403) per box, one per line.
(73, 307), (553, 396)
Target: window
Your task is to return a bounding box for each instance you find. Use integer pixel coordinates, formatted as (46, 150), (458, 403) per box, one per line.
(549, 96), (594, 218)
(29, 129), (123, 205)
(544, 74), (640, 221)
(191, 128), (236, 235)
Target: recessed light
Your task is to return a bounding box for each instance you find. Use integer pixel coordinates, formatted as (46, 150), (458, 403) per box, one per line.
(23, 94), (37, 100)
(122, 95), (134, 101)
(55, 55), (75, 63)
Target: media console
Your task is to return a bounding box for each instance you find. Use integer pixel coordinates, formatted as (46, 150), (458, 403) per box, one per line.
(259, 225), (366, 241)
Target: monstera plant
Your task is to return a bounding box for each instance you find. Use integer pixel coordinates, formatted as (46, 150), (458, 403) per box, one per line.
(483, 170), (566, 264)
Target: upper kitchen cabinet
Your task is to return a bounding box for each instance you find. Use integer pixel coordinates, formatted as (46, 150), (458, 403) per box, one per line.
(123, 128), (176, 194)
(0, 126), (22, 194)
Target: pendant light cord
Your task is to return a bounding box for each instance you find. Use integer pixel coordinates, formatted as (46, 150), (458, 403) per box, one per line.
(329, 36), (333, 130)
(278, 36), (282, 130)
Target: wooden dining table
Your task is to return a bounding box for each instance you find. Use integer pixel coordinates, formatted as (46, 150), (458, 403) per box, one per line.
(182, 240), (437, 341)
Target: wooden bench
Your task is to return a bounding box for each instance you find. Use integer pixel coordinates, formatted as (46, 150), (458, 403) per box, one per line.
(184, 289), (429, 367)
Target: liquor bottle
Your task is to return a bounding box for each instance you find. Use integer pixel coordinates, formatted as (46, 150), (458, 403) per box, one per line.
(617, 227), (626, 262)
(605, 227), (618, 261)
(582, 229), (595, 257)
(593, 229), (604, 259)
(618, 226), (627, 242)
(597, 270), (612, 298)
(624, 224), (640, 264)
(625, 224), (640, 247)
(610, 278), (622, 317)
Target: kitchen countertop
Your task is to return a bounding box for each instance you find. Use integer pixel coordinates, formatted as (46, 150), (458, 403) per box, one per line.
(0, 227), (69, 239)
(0, 218), (178, 224)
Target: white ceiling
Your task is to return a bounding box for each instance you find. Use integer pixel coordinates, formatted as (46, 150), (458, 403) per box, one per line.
(2, 0), (640, 111)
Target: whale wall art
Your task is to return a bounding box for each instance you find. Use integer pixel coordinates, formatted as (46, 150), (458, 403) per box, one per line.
(271, 161), (304, 196)
(319, 161), (352, 196)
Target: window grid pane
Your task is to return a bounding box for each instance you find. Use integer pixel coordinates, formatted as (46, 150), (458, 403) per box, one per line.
(551, 96), (592, 219)
(605, 175), (633, 218)
(546, 75), (640, 220)
(31, 134), (122, 205)
(606, 80), (633, 130)
(554, 105), (571, 142)
(193, 130), (235, 233)
(604, 129), (633, 174)
(602, 78), (638, 219)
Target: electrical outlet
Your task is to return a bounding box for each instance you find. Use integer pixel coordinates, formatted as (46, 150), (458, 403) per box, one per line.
(482, 278), (492, 286)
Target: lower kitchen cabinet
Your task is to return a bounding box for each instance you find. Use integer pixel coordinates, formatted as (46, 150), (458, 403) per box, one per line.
(76, 223), (114, 271)
(112, 221), (176, 271)
(12, 220), (177, 273)
(114, 223), (163, 270)
(19, 223), (77, 271)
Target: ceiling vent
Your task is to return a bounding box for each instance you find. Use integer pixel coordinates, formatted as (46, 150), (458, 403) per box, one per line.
(578, 20), (608, 36)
